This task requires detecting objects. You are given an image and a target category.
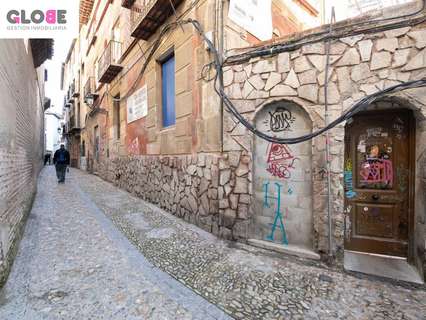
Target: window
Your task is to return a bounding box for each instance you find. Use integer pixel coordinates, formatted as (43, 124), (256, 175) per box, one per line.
(161, 54), (176, 127)
(113, 95), (121, 140)
(81, 140), (85, 157)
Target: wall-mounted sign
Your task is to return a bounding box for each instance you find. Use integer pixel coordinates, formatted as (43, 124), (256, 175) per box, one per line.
(127, 85), (147, 123)
(228, 0), (272, 41)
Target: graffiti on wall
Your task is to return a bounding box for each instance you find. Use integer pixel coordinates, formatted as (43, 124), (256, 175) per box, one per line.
(265, 182), (289, 245)
(266, 143), (299, 179)
(262, 181), (294, 245)
(359, 159), (393, 186)
(264, 107), (296, 132)
(344, 158), (357, 199)
(128, 137), (140, 155)
(263, 181), (271, 208)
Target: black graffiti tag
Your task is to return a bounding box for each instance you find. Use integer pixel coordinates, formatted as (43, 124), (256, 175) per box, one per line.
(268, 107), (296, 132)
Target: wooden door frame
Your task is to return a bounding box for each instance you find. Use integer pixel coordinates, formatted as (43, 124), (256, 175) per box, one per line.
(408, 112), (416, 263)
(344, 108), (416, 261)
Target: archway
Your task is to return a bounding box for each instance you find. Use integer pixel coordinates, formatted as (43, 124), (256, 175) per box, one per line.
(252, 100), (313, 249)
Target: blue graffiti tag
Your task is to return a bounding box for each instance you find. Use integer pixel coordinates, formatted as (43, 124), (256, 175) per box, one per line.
(344, 170), (357, 199)
(266, 182), (289, 245)
(263, 182), (271, 208)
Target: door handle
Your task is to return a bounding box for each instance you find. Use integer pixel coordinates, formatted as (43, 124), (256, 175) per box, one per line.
(372, 194), (379, 201)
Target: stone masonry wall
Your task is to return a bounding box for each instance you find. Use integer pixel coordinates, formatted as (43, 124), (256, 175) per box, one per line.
(0, 40), (45, 286)
(97, 7), (426, 279)
(222, 17), (426, 268)
(106, 151), (252, 240)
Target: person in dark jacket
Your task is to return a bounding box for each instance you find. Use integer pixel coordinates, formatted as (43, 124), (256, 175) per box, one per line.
(53, 144), (70, 183)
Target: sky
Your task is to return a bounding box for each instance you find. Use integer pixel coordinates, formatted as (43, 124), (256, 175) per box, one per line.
(44, 36), (75, 116)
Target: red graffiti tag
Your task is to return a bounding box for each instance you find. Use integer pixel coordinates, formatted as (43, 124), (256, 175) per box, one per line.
(127, 137), (140, 155)
(359, 159), (393, 186)
(266, 143), (298, 179)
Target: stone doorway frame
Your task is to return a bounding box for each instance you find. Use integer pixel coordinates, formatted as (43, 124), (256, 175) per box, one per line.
(342, 96), (425, 283)
(248, 97), (321, 260)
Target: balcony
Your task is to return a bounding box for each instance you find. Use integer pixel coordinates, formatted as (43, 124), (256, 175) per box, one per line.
(84, 77), (99, 104)
(67, 86), (74, 103)
(72, 81), (80, 98)
(97, 40), (123, 84)
(64, 96), (71, 110)
(122, 0), (136, 9)
(69, 115), (81, 134)
(86, 20), (97, 55)
(130, 0), (184, 40)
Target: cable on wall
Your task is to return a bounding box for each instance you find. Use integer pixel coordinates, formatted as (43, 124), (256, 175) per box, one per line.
(103, 2), (426, 145)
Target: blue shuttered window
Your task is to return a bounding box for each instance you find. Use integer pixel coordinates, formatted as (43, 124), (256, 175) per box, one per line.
(161, 55), (176, 127)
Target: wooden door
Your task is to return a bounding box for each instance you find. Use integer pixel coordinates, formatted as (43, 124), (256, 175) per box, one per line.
(344, 111), (414, 257)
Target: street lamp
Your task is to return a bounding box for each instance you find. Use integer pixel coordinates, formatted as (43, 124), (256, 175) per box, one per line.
(85, 95), (95, 108)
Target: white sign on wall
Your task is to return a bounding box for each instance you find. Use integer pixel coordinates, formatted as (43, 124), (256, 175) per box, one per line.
(127, 85), (148, 123)
(228, 0), (272, 41)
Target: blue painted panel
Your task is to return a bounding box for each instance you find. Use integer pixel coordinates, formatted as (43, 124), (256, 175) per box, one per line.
(162, 56), (176, 127)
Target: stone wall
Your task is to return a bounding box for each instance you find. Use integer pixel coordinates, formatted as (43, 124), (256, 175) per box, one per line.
(90, 3), (426, 280)
(0, 40), (45, 286)
(222, 17), (426, 273)
(106, 151), (252, 240)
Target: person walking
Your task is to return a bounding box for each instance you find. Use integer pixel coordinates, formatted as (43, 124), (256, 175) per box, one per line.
(44, 153), (51, 166)
(53, 144), (70, 183)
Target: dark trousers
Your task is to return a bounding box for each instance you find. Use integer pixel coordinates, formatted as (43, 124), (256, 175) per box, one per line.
(55, 164), (67, 182)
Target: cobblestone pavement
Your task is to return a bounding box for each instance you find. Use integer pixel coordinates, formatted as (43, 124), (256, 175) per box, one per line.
(0, 167), (230, 320)
(71, 168), (426, 320)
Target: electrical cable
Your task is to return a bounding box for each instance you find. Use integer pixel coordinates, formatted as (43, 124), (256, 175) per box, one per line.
(224, 0), (426, 65)
(105, 0), (203, 102)
(188, 19), (426, 144)
(99, 3), (426, 145)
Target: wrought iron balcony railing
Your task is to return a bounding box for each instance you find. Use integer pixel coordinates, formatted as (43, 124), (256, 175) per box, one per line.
(130, 0), (184, 40)
(84, 76), (99, 104)
(71, 80), (80, 98)
(122, 0), (136, 9)
(67, 86), (74, 103)
(97, 40), (123, 84)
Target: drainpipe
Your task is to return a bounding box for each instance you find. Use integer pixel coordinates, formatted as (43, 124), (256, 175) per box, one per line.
(217, 0), (224, 153)
(324, 7), (336, 260)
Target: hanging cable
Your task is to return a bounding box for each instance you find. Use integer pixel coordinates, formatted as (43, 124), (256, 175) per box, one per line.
(224, 0), (426, 66)
(98, 3), (426, 145)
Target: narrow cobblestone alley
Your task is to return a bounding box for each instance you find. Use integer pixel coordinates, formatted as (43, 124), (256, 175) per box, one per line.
(1, 167), (425, 319)
(0, 167), (230, 320)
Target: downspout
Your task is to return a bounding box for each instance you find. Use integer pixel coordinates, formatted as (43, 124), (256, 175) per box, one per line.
(218, 0), (224, 153)
(324, 7), (336, 260)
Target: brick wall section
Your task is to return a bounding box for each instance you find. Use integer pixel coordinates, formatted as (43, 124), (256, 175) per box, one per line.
(0, 40), (44, 286)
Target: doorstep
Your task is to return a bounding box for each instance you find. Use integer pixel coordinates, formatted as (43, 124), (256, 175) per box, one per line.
(344, 250), (424, 284)
(247, 239), (321, 260)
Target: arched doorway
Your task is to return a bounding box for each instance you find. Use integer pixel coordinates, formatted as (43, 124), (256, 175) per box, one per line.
(252, 100), (313, 249)
(342, 102), (424, 283)
(344, 108), (415, 257)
